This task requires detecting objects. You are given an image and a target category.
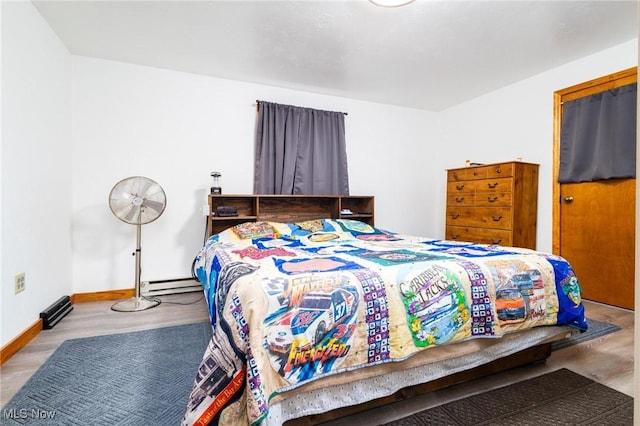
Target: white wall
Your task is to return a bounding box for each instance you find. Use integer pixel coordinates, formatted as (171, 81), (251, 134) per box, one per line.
(71, 57), (441, 293)
(1, 1), (72, 346)
(439, 40), (638, 252)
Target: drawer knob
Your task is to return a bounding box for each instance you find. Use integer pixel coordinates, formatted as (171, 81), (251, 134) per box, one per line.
(564, 196), (574, 204)
(456, 197), (465, 203)
(452, 234), (460, 239)
(492, 215), (502, 221)
(496, 167), (502, 174)
(488, 182), (498, 188)
(451, 214), (460, 219)
(456, 184), (465, 190)
(491, 239), (502, 244)
(487, 196), (498, 203)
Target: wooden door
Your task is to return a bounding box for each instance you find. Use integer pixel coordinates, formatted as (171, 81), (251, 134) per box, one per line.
(559, 180), (635, 309)
(553, 68), (636, 310)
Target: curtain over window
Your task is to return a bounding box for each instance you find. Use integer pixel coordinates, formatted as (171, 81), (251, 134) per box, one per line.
(558, 83), (637, 183)
(254, 101), (350, 195)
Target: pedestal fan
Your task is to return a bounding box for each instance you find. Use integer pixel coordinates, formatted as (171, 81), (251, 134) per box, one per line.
(108, 176), (167, 312)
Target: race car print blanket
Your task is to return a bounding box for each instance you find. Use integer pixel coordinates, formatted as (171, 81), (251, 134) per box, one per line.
(182, 219), (587, 425)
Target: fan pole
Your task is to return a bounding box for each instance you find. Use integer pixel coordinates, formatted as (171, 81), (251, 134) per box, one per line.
(134, 221), (142, 298)
(111, 222), (160, 312)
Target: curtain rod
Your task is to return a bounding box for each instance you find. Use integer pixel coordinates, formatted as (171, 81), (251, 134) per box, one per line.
(255, 100), (348, 115)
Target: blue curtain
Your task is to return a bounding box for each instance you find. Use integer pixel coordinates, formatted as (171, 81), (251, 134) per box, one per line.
(254, 101), (350, 195)
(559, 83), (637, 183)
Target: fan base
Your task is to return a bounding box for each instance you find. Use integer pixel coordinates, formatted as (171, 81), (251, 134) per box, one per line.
(111, 297), (160, 312)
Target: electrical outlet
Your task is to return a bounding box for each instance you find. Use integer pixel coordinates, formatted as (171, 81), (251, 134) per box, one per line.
(15, 273), (26, 294)
(202, 203), (210, 217)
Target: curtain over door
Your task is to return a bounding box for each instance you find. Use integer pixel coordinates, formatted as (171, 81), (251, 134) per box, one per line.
(559, 83), (637, 183)
(254, 101), (350, 195)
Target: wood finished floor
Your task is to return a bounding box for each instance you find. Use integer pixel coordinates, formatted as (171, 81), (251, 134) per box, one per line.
(0, 296), (634, 424)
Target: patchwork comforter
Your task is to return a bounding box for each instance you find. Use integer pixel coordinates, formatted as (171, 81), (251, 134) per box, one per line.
(183, 219), (586, 425)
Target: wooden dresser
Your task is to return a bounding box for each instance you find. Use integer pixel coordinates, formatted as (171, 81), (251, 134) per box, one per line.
(445, 161), (539, 249)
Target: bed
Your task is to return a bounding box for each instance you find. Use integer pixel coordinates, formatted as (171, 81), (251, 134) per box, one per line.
(182, 218), (587, 426)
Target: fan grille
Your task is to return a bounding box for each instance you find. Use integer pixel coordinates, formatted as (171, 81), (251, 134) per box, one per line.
(109, 176), (166, 225)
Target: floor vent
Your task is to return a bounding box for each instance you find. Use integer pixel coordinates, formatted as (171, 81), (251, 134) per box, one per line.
(40, 295), (73, 330)
(141, 277), (202, 296)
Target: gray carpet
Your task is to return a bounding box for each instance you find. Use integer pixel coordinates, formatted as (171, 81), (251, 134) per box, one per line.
(551, 318), (621, 351)
(384, 368), (634, 425)
(2, 323), (211, 425)
(1, 318), (620, 425)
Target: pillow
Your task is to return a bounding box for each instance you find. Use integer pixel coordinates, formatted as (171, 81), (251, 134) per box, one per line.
(232, 221), (277, 240)
(295, 219), (328, 233)
(333, 219), (377, 234)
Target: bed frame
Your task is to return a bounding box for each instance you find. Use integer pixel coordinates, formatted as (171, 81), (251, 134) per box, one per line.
(285, 343), (551, 425)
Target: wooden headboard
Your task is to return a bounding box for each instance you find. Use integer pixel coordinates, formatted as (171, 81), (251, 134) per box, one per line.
(208, 194), (374, 236)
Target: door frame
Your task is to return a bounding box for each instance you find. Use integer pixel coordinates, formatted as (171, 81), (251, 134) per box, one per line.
(551, 67), (637, 254)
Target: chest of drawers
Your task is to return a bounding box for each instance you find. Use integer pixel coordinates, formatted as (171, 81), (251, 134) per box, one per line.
(445, 161), (539, 249)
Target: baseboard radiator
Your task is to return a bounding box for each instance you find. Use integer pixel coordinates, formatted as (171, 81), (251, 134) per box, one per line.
(141, 277), (202, 296)
(40, 295), (73, 330)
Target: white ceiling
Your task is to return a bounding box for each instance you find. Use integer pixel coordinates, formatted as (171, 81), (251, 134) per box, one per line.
(33, 0), (638, 111)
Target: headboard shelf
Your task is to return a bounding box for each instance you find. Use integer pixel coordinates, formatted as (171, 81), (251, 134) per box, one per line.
(208, 194), (374, 236)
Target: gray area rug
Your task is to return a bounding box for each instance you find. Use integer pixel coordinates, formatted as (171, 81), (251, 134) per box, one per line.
(2, 322), (211, 425)
(551, 317), (621, 351)
(384, 368), (633, 425)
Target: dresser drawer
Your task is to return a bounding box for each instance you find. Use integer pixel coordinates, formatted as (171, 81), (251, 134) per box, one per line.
(475, 191), (512, 207)
(465, 167), (488, 180)
(447, 167), (489, 181)
(447, 180), (476, 193)
(473, 177), (513, 193)
(447, 169), (469, 182)
(486, 163), (514, 178)
(447, 178), (513, 196)
(448, 162), (517, 182)
(451, 163), (516, 181)
(446, 193), (475, 206)
(446, 207), (512, 229)
(445, 226), (512, 246)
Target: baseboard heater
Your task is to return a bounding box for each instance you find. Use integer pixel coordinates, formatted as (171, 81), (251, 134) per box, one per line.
(141, 277), (202, 296)
(40, 295), (73, 330)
